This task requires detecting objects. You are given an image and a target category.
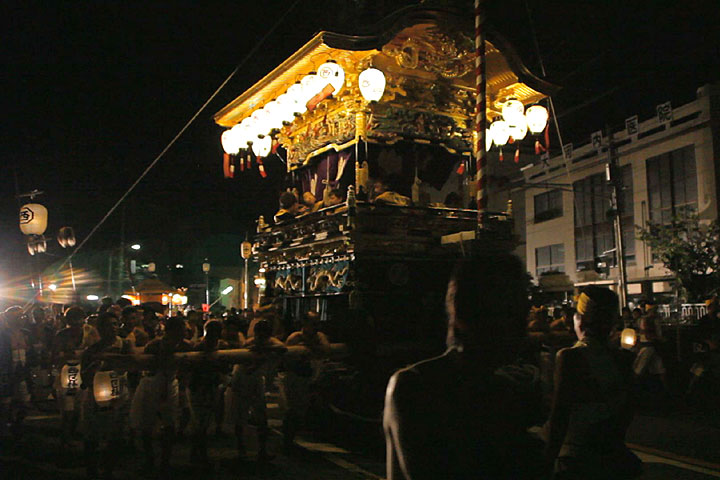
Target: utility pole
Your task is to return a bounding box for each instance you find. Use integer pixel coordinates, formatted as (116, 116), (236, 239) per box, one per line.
(606, 128), (629, 309)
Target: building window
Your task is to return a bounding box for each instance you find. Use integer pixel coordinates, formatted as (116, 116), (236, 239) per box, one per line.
(573, 165), (635, 271)
(534, 190), (563, 223)
(646, 145), (697, 223)
(536, 243), (565, 276)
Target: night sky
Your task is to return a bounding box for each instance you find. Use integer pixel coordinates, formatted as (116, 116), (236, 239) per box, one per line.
(2, 0), (718, 283)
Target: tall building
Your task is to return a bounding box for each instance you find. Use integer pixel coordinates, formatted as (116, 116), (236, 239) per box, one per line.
(518, 84), (720, 303)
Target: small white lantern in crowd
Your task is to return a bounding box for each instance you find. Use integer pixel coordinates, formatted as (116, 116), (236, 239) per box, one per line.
(358, 68), (386, 102)
(317, 61), (345, 95)
(526, 104), (549, 134)
(60, 362), (82, 391)
(19, 203), (48, 236)
(621, 328), (637, 350)
(93, 370), (125, 406)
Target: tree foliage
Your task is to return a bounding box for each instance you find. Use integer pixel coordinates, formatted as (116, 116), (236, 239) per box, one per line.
(637, 213), (720, 302)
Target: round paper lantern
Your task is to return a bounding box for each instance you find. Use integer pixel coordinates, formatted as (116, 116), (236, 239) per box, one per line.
(317, 61), (345, 95)
(57, 226), (76, 248)
(502, 98), (525, 125)
(358, 68), (386, 102)
(621, 328), (637, 350)
(300, 73), (320, 102)
(252, 135), (272, 157)
(526, 104), (549, 134)
(275, 93), (298, 123)
(286, 83), (308, 115)
(262, 100), (285, 131)
(93, 370), (124, 406)
(251, 108), (273, 138)
(507, 115), (528, 141)
(60, 362), (82, 390)
(221, 128), (241, 155)
(489, 119), (510, 147)
(19, 203), (48, 236)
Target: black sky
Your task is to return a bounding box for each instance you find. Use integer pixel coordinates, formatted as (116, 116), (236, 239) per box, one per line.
(2, 0), (719, 280)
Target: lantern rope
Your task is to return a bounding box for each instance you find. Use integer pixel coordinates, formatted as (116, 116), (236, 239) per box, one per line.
(52, 0), (303, 272)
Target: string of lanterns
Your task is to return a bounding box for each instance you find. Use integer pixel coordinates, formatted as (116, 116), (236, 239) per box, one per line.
(485, 98), (549, 162)
(221, 62), (387, 160)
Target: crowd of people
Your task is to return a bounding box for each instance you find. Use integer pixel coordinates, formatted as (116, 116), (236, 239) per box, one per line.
(3, 259), (720, 479)
(0, 299), (330, 479)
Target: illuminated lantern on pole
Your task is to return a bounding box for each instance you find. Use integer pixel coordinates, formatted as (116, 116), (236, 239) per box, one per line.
(93, 370), (125, 406)
(60, 362), (82, 391)
(241, 241), (252, 260)
(358, 68), (386, 102)
(317, 61), (345, 95)
(621, 328), (637, 350)
(19, 203), (48, 236)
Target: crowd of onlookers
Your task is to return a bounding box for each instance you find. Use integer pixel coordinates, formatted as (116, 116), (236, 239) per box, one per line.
(0, 298), (330, 478)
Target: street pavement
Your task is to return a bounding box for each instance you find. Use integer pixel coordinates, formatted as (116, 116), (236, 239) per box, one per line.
(2, 383), (720, 479)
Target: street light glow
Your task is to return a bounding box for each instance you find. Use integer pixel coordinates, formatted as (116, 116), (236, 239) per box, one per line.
(86, 294), (99, 301)
(130, 244), (141, 250)
(221, 285), (234, 295)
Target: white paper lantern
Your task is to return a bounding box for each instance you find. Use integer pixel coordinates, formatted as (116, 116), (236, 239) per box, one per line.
(317, 61), (345, 95)
(502, 98), (525, 125)
(221, 128), (240, 155)
(358, 68), (386, 102)
(93, 370), (124, 406)
(300, 73), (321, 102)
(526, 104), (549, 134)
(489, 119), (510, 147)
(19, 203), (48, 236)
(275, 93), (298, 123)
(251, 108), (273, 138)
(252, 135), (272, 157)
(60, 362), (82, 390)
(485, 128), (493, 151)
(262, 100), (285, 132)
(507, 115), (528, 141)
(286, 83), (308, 115)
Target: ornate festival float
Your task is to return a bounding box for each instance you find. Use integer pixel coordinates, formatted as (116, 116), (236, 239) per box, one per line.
(214, 6), (555, 381)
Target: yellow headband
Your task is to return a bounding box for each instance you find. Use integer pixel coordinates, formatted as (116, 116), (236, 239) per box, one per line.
(576, 292), (593, 315)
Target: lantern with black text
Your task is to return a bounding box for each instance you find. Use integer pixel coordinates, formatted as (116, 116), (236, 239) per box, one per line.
(19, 203), (48, 236)
(93, 370), (125, 406)
(61, 362), (82, 391)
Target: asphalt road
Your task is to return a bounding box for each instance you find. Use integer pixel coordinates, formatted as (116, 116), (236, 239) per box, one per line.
(2, 385), (720, 480)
